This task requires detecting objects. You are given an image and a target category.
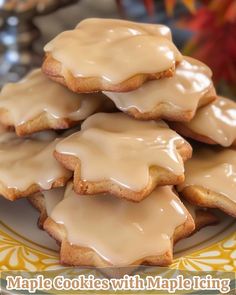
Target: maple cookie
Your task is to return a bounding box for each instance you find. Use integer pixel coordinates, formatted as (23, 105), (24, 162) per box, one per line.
(177, 146), (236, 218)
(0, 129), (71, 201)
(171, 96), (236, 147)
(0, 69), (108, 136)
(43, 18), (183, 93)
(104, 57), (216, 122)
(42, 184), (194, 267)
(55, 112), (192, 202)
(30, 187), (217, 237)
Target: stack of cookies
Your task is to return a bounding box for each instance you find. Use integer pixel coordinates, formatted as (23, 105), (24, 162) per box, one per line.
(0, 18), (235, 268)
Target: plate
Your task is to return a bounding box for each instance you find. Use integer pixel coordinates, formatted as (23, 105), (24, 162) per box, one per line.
(0, 197), (235, 272)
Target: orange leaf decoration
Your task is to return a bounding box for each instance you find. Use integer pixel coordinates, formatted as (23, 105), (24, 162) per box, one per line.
(225, 1), (236, 22)
(117, 0), (197, 16)
(183, 1), (236, 85)
(182, 0), (196, 13)
(165, 0), (176, 15)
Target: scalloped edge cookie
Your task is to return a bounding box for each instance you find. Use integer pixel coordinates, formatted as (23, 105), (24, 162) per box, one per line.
(29, 190), (218, 267)
(178, 185), (236, 218)
(2, 176), (69, 202)
(54, 140), (192, 202)
(43, 213), (194, 267)
(42, 54), (176, 93)
(0, 108), (79, 137)
(117, 86), (216, 122)
(170, 122), (236, 147)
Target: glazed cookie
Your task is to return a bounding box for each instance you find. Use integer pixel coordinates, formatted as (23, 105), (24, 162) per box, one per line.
(42, 184), (194, 267)
(0, 129), (71, 201)
(171, 96), (236, 147)
(55, 112), (192, 202)
(0, 69), (108, 136)
(177, 146), (236, 217)
(43, 18), (182, 93)
(29, 187), (217, 235)
(103, 57), (216, 122)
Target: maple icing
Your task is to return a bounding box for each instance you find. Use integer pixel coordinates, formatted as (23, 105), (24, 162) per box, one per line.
(44, 18), (182, 84)
(104, 57), (213, 114)
(0, 130), (71, 191)
(178, 147), (236, 203)
(184, 96), (236, 147)
(56, 112), (189, 191)
(50, 184), (188, 265)
(0, 69), (105, 126)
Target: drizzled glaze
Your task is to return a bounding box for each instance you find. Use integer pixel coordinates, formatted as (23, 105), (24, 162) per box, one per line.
(103, 57), (213, 114)
(178, 147), (236, 203)
(184, 96), (236, 147)
(56, 113), (189, 191)
(44, 18), (182, 84)
(0, 130), (71, 191)
(0, 69), (105, 126)
(50, 184), (188, 266)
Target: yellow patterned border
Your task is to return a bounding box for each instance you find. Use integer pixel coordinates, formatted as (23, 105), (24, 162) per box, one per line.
(0, 229), (59, 271)
(0, 228), (235, 272)
(172, 232), (236, 272)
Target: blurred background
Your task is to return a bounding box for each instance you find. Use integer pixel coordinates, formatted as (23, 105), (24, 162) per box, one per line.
(0, 0), (235, 99)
